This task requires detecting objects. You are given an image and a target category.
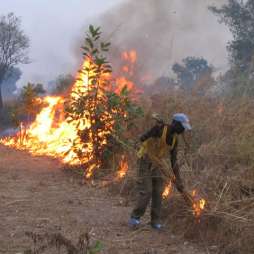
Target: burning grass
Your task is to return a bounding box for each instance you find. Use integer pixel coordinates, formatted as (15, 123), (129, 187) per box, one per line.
(140, 90), (254, 254)
(109, 91), (254, 253)
(0, 26), (143, 180)
(0, 25), (253, 254)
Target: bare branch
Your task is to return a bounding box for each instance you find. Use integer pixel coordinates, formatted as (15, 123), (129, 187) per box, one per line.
(0, 13), (29, 75)
(0, 12), (29, 108)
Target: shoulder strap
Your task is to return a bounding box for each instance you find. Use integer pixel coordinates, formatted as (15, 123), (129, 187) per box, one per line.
(162, 126), (177, 150)
(161, 126), (168, 146)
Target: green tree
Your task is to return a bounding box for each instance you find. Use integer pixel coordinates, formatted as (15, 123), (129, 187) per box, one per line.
(53, 74), (75, 94)
(209, 0), (254, 70)
(19, 82), (46, 122)
(0, 13), (29, 110)
(172, 57), (214, 93)
(210, 0), (254, 96)
(66, 25), (143, 178)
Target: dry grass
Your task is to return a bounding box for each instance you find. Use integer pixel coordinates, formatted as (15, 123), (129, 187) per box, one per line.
(24, 231), (103, 254)
(2, 88), (253, 253)
(133, 90), (254, 254)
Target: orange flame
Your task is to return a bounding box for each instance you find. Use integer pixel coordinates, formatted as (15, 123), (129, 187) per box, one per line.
(191, 190), (206, 219)
(122, 50), (137, 64)
(116, 50), (142, 96)
(117, 155), (128, 179)
(162, 181), (173, 199)
(0, 52), (138, 179)
(115, 77), (135, 94)
(0, 61), (105, 173)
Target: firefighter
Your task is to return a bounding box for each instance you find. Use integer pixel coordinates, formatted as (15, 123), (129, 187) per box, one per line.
(129, 113), (192, 229)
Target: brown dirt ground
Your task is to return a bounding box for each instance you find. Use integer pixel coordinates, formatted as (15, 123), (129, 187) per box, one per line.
(0, 145), (204, 254)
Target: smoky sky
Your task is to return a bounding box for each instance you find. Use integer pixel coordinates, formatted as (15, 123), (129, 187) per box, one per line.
(96, 0), (232, 82)
(0, 0), (124, 89)
(0, 0), (232, 89)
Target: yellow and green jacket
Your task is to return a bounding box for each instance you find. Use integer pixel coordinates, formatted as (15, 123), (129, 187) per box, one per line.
(137, 124), (178, 178)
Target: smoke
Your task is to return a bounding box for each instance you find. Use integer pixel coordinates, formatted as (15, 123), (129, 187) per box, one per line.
(93, 0), (231, 83)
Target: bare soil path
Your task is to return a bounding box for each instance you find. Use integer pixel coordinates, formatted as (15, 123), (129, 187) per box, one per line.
(0, 145), (204, 254)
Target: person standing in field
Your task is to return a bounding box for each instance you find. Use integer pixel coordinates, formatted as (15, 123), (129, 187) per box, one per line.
(129, 113), (192, 229)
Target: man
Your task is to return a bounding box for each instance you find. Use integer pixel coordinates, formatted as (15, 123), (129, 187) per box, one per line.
(129, 113), (192, 229)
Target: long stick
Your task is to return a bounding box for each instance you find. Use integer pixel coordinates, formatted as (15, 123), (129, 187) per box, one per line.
(112, 133), (195, 207)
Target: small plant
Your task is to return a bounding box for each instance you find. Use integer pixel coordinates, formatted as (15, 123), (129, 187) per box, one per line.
(24, 231), (103, 254)
(19, 82), (46, 121)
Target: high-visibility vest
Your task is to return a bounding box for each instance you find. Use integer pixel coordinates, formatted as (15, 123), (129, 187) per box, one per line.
(137, 126), (177, 178)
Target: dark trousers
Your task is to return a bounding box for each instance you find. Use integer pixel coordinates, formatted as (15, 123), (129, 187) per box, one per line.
(131, 155), (164, 224)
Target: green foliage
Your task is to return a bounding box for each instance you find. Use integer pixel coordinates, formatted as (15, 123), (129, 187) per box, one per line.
(104, 85), (143, 162)
(220, 68), (254, 97)
(88, 240), (103, 254)
(209, 1), (254, 97)
(66, 25), (112, 169)
(0, 82), (46, 128)
(209, 0), (254, 70)
(65, 25), (143, 175)
(53, 74), (75, 94)
(18, 82), (45, 121)
(107, 86), (143, 131)
(172, 56), (214, 93)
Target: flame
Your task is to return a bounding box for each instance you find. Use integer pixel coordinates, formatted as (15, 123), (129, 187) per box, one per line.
(0, 50), (139, 178)
(140, 74), (152, 83)
(115, 50), (142, 96)
(115, 77), (135, 94)
(122, 66), (129, 73)
(68, 60), (116, 178)
(0, 55), (135, 178)
(121, 50), (136, 77)
(122, 50), (137, 64)
(0, 49), (140, 179)
(191, 190), (206, 219)
(0, 95), (79, 162)
(162, 181), (172, 199)
(117, 155), (128, 179)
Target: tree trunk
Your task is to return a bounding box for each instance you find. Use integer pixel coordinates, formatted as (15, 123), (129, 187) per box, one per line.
(0, 69), (5, 111)
(0, 82), (3, 111)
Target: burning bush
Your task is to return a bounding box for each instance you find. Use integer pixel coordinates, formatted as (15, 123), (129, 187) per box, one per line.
(1, 22), (253, 254)
(0, 83), (46, 130)
(65, 25), (143, 178)
(0, 25), (143, 180)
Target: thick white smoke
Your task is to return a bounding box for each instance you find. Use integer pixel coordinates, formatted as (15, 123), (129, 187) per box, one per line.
(94, 0), (231, 83)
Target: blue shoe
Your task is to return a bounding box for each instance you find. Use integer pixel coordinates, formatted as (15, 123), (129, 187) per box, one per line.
(129, 218), (140, 226)
(151, 223), (162, 230)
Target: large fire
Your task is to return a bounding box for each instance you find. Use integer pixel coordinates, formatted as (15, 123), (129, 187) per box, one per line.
(1, 61), (98, 172)
(0, 48), (206, 219)
(0, 50), (137, 179)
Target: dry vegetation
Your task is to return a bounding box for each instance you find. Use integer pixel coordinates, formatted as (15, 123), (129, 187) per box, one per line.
(127, 89), (254, 254)
(1, 88), (253, 254)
